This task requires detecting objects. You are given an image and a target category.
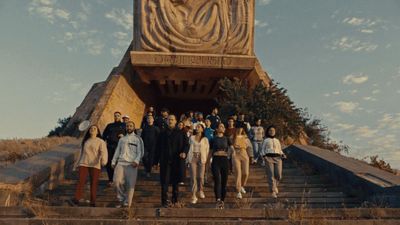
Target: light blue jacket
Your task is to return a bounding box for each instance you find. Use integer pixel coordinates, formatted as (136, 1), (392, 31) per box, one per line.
(112, 133), (144, 166)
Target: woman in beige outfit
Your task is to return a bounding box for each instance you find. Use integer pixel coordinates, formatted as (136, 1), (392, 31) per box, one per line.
(186, 124), (209, 204)
(232, 124), (253, 199)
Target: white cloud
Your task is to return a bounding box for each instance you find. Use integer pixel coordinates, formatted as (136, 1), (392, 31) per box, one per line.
(85, 38), (104, 55)
(329, 36), (378, 52)
(258, 0), (272, 6)
(352, 126), (378, 138)
(58, 30), (104, 55)
(28, 0), (70, 23)
(111, 48), (123, 58)
(350, 89), (358, 94)
(360, 29), (374, 34)
(342, 73), (369, 85)
(363, 96), (377, 102)
(55, 9), (70, 20)
(105, 8), (133, 31)
(334, 101), (359, 114)
(255, 19), (268, 28)
(372, 89), (380, 95)
(335, 123), (355, 131)
(378, 113), (400, 130)
(343, 17), (366, 26)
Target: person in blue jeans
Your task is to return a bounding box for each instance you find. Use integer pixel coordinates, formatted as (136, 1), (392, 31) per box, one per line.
(250, 118), (265, 165)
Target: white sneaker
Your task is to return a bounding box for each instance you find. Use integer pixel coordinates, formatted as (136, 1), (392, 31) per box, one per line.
(271, 192), (278, 198)
(240, 187), (246, 194)
(199, 191), (205, 199)
(236, 192), (243, 199)
(191, 196), (198, 204)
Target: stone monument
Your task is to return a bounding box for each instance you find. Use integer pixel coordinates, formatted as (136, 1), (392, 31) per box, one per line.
(66, 0), (271, 135)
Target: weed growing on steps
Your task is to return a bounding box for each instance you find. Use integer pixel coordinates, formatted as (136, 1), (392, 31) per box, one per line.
(233, 191), (254, 209)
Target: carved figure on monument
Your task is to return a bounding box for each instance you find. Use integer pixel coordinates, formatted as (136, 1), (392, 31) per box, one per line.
(136, 0), (254, 55)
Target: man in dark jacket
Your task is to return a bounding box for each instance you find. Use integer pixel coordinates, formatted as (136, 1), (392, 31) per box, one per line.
(206, 107), (221, 130)
(155, 108), (169, 131)
(140, 106), (156, 129)
(141, 115), (160, 177)
(157, 115), (189, 207)
(102, 111), (126, 185)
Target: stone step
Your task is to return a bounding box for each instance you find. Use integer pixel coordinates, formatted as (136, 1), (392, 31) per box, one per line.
(2, 218), (400, 225)
(49, 186), (342, 196)
(3, 207), (400, 220)
(53, 190), (348, 198)
(59, 178), (332, 187)
(56, 195), (361, 204)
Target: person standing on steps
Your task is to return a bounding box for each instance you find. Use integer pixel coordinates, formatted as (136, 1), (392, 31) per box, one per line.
(206, 107), (221, 130)
(232, 124), (254, 199)
(250, 118), (265, 165)
(122, 115), (130, 124)
(225, 117), (237, 175)
(157, 115), (189, 208)
(111, 121), (144, 208)
(154, 108), (169, 167)
(236, 112), (251, 135)
(193, 112), (205, 130)
(141, 115), (160, 178)
(186, 124), (210, 204)
(70, 125), (108, 207)
(209, 123), (233, 209)
(141, 106), (156, 129)
(155, 108), (169, 131)
(261, 125), (285, 199)
(203, 119), (214, 184)
(103, 111), (126, 186)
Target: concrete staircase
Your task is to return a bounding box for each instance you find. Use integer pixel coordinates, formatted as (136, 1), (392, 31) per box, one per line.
(45, 160), (362, 209)
(2, 159), (400, 224)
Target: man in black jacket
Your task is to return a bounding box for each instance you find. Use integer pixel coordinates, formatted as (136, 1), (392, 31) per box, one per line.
(157, 115), (189, 207)
(102, 111), (126, 186)
(141, 115), (160, 177)
(155, 108), (169, 131)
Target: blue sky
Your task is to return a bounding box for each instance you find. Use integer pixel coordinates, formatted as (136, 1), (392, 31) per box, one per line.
(0, 0), (399, 167)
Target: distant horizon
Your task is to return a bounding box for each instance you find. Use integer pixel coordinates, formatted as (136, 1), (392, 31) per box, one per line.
(0, 0), (399, 167)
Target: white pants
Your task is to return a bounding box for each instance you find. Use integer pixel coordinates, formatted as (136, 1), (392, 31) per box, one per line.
(113, 164), (138, 207)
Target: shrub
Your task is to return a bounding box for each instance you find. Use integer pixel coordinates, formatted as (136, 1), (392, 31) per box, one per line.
(216, 78), (349, 153)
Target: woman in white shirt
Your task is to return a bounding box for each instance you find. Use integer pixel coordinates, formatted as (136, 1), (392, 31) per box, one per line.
(186, 123), (210, 204)
(261, 125), (284, 198)
(70, 125), (108, 207)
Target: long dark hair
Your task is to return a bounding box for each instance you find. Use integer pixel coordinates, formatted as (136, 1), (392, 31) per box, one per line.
(81, 125), (102, 150)
(193, 123), (206, 141)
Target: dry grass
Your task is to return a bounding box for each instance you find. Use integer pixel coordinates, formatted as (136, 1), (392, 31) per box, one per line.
(0, 136), (76, 168)
(234, 191), (254, 209)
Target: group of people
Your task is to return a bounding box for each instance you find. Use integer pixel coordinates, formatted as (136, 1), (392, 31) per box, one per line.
(70, 107), (285, 209)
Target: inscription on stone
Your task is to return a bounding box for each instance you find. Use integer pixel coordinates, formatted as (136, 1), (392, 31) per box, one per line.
(131, 52), (256, 69)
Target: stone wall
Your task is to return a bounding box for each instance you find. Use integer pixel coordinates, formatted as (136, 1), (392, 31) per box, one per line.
(93, 74), (147, 133)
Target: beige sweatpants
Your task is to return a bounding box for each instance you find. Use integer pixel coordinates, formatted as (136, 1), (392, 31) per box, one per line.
(190, 153), (206, 197)
(232, 149), (250, 192)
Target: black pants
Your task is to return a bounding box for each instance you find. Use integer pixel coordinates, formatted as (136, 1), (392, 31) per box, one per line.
(106, 145), (117, 182)
(144, 145), (156, 173)
(211, 156), (229, 201)
(178, 158), (186, 183)
(160, 163), (179, 205)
